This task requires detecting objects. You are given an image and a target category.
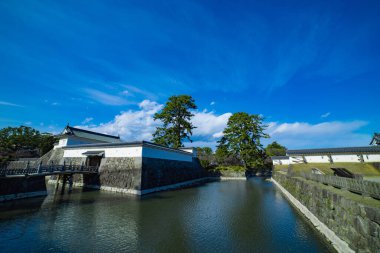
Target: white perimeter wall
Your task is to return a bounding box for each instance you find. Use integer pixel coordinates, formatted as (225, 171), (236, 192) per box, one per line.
(363, 154), (380, 162)
(289, 154), (380, 164)
(63, 145), (193, 162)
(272, 159), (290, 165)
(64, 146), (142, 158)
(305, 156), (331, 163)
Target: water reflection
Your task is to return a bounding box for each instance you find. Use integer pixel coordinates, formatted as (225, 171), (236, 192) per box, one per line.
(0, 179), (334, 253)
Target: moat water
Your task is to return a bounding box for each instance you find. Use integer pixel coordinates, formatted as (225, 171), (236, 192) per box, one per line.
(0, 178), (334, 253)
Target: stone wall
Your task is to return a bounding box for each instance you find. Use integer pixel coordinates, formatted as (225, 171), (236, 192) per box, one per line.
(47, 148), (64, 165)
(48, 150), (207, 194)
(97, 157), (142, 190)
(0, 176), (47, 202)
(141, 157), (205, 190)
(63, 157), (86, 166)
(273, 172), (380, 253)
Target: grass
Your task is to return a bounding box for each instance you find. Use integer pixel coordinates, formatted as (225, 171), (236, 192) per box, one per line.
(294, 176), (380, 209)
(274, 162), (380, 176)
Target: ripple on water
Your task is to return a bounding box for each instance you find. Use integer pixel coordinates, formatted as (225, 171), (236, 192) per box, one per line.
(0, 179), (334, 253)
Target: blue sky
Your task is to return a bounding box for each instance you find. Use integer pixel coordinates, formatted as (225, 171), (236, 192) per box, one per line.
(0, 0), (379, 149)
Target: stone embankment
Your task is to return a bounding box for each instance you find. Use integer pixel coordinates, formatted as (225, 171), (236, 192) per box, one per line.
(0, 176), (47, 202)
(273, 172), (380, 253)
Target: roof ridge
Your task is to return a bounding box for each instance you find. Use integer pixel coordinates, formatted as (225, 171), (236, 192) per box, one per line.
(66, 126), (120, 139)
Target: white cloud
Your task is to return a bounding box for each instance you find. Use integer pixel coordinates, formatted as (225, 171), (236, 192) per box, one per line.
(321, 112), (331, 118)
(192, 110), (232, 137)
(77, 100), (163, 141)
(121, 90), (130, 96)
(84, 88), (130, 106)
(210, 101), (215, 106)
(76, 100), (231, 143)
(0, 101), (23, 107)
(121, 84), (158, 100)
(266, 120), (370, 148)
(81, 117), (94, 124)
(75, 99), (371, 150)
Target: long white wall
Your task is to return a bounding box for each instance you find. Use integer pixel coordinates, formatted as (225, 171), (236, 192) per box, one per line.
(63, 145), (193, 162)
(288, 154), (380, 164)
(63, 146), (142, 158)
(272, 158), (290, 165)
(363, 154), (380, 162)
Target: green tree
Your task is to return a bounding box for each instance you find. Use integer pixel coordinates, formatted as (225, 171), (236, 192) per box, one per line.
(265, 141), (287, 157)
(197, 147), (213, 168)
(152, 95), (197, 148)
(215, 142), (240, 166)
(0, 126), (57, 162)
(217, 112), (269, 168)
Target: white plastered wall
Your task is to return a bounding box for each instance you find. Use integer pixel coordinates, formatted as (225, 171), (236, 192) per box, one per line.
(272, 158), (290, 165)
(63, 145), (193, 162)
(331, 154), (361, 163)
(63, 146), (142, 158)
(363, 154), (380, 162)
(305, 156), (330, 163)
(289, 154), (380, 164)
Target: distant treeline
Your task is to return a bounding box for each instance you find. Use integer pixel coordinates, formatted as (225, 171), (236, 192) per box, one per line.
(0, 126), (57, 164)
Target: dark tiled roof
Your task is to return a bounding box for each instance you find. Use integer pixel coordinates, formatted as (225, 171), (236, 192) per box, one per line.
(287, 146), (380, 155)
(61, 126), (121, 143)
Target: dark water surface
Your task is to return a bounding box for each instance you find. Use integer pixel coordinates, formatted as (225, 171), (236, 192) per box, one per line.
(0, 178), (334, 253)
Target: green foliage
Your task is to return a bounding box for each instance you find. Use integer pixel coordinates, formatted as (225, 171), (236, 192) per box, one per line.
(197, 147), (213, 168)
(265, 141), (287, 156)
(152, 95), (197, 148)
(214, 165), (246, 172)
(215, 144), (241, 166)
(217, 112), (269, 168)
(0, 126), (57, 162)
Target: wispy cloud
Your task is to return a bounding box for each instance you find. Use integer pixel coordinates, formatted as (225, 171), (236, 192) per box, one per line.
(0, 101), (23, 107)
(81, 117), (93, 124)
(121, 84), (158, 100)
(84, 88), (131, 106)
(210, 101), (215, 106)
(321, 112), (331, 118)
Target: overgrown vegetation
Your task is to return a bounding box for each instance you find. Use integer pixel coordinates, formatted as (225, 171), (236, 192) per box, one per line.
(0, 126), (57, 163)
(265, 141), (287, 156)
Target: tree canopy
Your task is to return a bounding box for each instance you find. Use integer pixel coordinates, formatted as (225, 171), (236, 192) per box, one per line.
(216, 112), (269, 168)
(0, 126), (57, 162)
(152, 95), (197, 148)
(265, 141), (287, 157)
(197, 147), (213, 168)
